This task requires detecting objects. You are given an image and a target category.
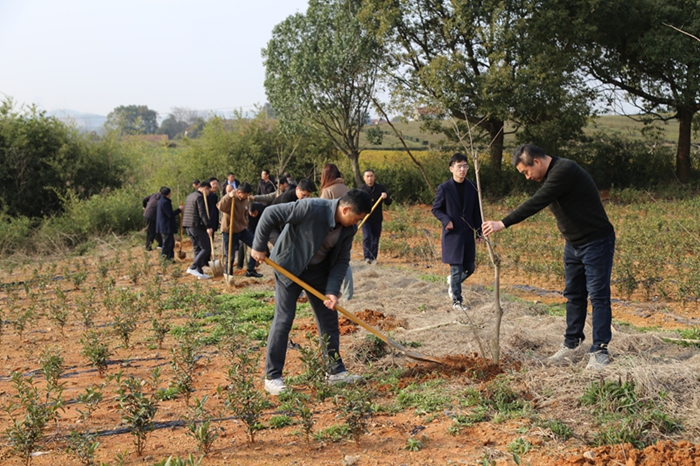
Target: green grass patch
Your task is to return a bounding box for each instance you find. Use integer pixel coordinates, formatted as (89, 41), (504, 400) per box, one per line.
(580, 378), (682, 448)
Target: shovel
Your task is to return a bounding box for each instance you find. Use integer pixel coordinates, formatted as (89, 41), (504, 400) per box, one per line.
(357, 197), (383, 230)
(208, 234), (224, 277)
(223, 195), (236, 285)
(177, 204), (186, 260)
(263, 257), (443, 364)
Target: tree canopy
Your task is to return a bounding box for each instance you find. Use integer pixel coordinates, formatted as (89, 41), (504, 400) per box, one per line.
(263, 0), (383, 186)
(360, 0), (593, 171)
(105, 105), (159, 135)
(543, 0), (700, 182)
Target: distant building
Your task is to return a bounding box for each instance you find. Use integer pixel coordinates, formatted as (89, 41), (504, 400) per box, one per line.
(411, 106), (442, 121)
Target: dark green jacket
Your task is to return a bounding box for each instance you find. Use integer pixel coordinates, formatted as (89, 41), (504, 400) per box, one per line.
(253, 198), (356, 295)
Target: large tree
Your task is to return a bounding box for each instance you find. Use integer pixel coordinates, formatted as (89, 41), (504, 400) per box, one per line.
(105, 105), (159, 135)
(263, 0), (382, 186)
(360, 0), (593, 171)
(544, 0), (700, 182)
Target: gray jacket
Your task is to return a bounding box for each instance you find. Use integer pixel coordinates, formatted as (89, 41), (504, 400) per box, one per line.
(253, 198), (356, 295)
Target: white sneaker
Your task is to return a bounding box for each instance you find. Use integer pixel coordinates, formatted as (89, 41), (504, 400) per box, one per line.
(197, 273), (210, 280)
(452, 300), (468, 311)
(447, 275), (454, 300)
(548, 344), (577, 363)
(327, 371), (363, 385)
(186, 268), (201, 278)
(585, 352), (610, 370)
(264, 378), (288, 395)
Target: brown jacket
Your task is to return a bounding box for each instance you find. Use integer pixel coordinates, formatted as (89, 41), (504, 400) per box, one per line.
(320, 178), (349, 200)
(217, 194), (250, 234)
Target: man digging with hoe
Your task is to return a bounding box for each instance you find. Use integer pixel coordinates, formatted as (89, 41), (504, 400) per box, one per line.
(251, 190), (372, 395)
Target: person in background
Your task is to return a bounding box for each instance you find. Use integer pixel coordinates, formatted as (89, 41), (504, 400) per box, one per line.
(481, 143), (615, 371)
(273, 178), (315, 205)
(206, 177), (220, 253)
(251, 189), (372, 395)
(257, 169), (276, 198)
(319, 163), (353, 300)
(253, 174), (292, 204)
(223, 172), (239, 191)
(319, 164), (348, 200)
(182, 181), (212, 280)
(358, 169), (392, 264)
(143, 190), (163, 251)
(192, 179), (200, 190)
(431, 153), (482, 312)
(282, 171), (295, 185)
(156, 187), (181, 262)
(217, 182), (263, 278)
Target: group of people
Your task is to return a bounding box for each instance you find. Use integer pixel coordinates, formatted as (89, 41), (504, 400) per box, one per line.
(434, 145), (615, 372)
(143, 142), (615, 396)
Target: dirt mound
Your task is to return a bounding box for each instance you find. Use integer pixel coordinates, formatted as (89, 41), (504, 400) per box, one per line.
(403, 353), (506, 380)
(353, 308), (407, 330)
(553, 440), (700, 465)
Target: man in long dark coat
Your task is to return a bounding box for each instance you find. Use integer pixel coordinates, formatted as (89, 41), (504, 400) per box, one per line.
(432, 153), (482, 311)
(156, 187), (181, 262)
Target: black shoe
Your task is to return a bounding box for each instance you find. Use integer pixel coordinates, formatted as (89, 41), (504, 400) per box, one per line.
(245, 270), (263, 278)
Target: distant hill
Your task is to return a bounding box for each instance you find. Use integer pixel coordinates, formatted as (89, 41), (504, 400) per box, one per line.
(48, 109), (107, 134)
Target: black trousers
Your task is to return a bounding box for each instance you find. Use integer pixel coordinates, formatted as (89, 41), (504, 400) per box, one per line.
(145, 218), (162, 250)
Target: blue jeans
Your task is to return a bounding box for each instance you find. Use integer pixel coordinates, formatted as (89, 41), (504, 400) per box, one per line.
(563, 232), (615, 354)
(449, 263), (475, 302)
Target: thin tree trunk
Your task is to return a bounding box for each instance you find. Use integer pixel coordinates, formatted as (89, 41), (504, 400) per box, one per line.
(488, 120), (505, 171)
(676, 109), (693, 183)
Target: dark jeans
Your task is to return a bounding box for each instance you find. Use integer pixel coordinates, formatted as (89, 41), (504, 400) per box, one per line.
(222, 230), (256, 274)
(265, 263), (346, 379)
(160, 233), (175, 261)
(145, 218), (162, 250)
(449, 262), (475, 302)
(186, 227), (211, 273)
(563, 232), (615, 354)
(361, 222), (382, 260)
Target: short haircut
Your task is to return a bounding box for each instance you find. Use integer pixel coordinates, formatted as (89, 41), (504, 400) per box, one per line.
(192, 179), (200, 185)
(449, 153), (468, 167)
(278, 175), (288, 185)
(227, 172), (234, 176)
(208, 177), (219, 183)
(282, 171), (292, 178)
(199, 180), (211, 189)
(225, 184), (234, 193)
(159, 186), (171, 196)
(363, 168), (375, 175)
(297, 178), (316, 193)
(512, 144), (546, 167)
(339, 189), (372, 215)
(238, 182), (253, 193)
(262, 169), (270, 176)
(249, 202), (265, 215)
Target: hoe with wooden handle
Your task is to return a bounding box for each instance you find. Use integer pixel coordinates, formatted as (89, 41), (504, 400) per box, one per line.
(263, 257), (443, 364)
(357, 197), (383, 230)
(224, 196), (236, 285)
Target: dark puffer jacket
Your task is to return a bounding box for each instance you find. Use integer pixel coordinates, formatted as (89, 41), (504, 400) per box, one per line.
(182, 190), (209, 230)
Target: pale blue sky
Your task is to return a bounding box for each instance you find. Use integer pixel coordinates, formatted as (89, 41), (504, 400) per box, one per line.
(0, 0), (309, 118)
